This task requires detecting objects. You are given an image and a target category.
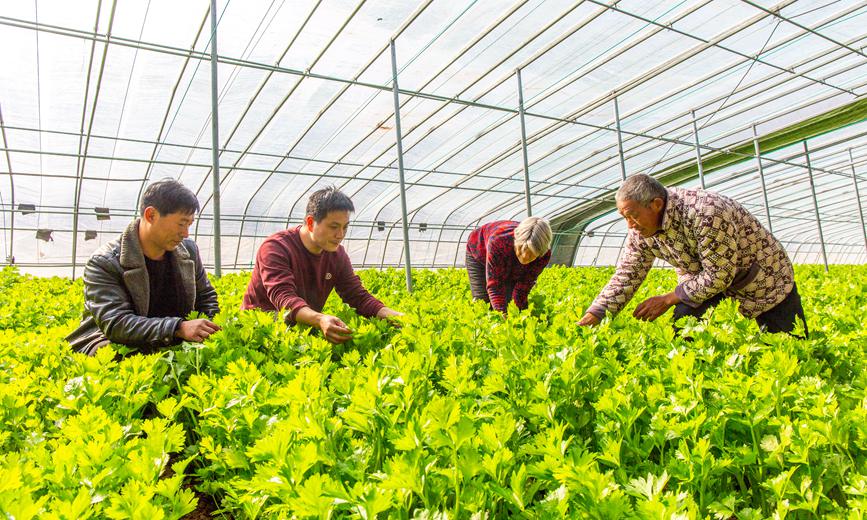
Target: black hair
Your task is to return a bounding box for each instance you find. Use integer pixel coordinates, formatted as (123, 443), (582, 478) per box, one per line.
(140, 179), (200, 216)
(306, 186), (354, 222)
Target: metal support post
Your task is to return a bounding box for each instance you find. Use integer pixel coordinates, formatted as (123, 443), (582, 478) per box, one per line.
(803, 141), (828, 271)
(516, 68), (532, 216)
(70, 1), (118, 278)
(390, 39), (413, 292)
(691, 110), (705, 189)
(614, 97), (627, 181)
(847, 148), (867, 256)
(752, 124), (773, 234)
(209, 0), (222, 277)
(0, 106), (13, 264)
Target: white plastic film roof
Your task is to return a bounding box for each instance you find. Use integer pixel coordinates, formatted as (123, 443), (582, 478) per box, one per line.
(1, 0), (866, 276)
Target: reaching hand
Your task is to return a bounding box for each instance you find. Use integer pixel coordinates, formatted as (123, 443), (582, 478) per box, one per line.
(376, 307), (403, 327)
(318, 314), (353, 344)
(175, 318), (221, 343)
(577, 312), (600, 326)
(633, 292), (679, 321)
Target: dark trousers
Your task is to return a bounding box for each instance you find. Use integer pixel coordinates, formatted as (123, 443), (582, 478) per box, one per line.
(466, 252), (513, 308)
(673, 283), (808, 338)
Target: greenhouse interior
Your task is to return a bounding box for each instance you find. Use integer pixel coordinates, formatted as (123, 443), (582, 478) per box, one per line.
(1, 0), (866, 518)
(2, 0), (867, 276)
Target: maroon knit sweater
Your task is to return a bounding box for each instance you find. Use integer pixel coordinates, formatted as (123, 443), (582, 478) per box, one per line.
(242, 226), (384, 322)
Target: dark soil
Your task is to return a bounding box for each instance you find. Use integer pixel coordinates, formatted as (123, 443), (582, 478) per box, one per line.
(164, 453), (223, 519)
(182, 487), (219, 520)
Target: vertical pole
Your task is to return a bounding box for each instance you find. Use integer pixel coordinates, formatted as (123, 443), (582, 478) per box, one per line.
(614, 97), (627, 181)
(209, 0), (222, 277)
(516, 68), (532, 217)
(847, 148), (867, 255)
(0, 106), (13, 264)
(803, 141), (828, 271)
(752, 124), (773, 234)
(691, 110), (706, 189)
(390, 39), (413, 292)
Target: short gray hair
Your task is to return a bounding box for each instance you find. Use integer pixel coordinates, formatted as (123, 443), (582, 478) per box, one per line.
(615, 174), (667, 206)
(514, 216), (552, 256)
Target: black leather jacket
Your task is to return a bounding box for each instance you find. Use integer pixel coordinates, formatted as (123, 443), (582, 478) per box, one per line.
(66, 219), (220, 355)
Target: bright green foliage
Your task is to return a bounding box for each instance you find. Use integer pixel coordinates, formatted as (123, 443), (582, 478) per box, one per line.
(0, 287), (194, 520)
(0, 264), (865, 519)
(0, 266), (84, 330)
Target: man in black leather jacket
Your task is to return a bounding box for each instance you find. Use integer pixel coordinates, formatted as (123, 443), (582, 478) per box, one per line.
(67, 180), (221, 355)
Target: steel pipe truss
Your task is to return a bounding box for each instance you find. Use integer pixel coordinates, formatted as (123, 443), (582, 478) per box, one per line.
(1, 1), (866, 272)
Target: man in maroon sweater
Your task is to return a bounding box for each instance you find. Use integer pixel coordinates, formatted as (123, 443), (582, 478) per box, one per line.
(242, 186), (401, 343)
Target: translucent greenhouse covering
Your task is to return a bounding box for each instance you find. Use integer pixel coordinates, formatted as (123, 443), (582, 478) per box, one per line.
(1, 0), (866, 277)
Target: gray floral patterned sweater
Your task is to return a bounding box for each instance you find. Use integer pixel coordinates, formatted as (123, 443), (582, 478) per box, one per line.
(587, 187), (794, 319)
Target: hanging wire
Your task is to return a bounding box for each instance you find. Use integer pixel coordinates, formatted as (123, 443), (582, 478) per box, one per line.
(638, 3), (867, 178)
(299, 0), (481, 175)
(101, 0), (153, 228)
(184, 0), (285, 163)
(646, 17), (782, 176)
(160, 0), (233, 181)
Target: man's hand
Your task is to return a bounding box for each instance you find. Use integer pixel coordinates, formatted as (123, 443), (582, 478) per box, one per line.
(318, 314), (353, 344)
(577, 312), (600, 326)
(376, 307), (403, 327)
(633, 292), (680, 321)
(175, 318), (221, 343)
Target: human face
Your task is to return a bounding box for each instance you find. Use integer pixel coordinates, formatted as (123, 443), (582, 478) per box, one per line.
(515, 244), (540, 265)
(142, 207), (194, 254)
(617, 197), (664, 238)
(308, 210), (350, 253)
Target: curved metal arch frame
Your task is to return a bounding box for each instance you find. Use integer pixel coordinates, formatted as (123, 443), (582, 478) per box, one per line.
(7, 2), (867, 272)
(570, 144), (867, 265)
(5, 0), (848, 266)
(191, 0), (365, 241)
(233, 0), (436, 268)
(354, 16), (867, 260)
(270, 0), (601, 267)
(70, 0), (116, 280)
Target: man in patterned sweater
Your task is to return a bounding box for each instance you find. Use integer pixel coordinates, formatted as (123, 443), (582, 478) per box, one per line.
(578, 174), (807, 336)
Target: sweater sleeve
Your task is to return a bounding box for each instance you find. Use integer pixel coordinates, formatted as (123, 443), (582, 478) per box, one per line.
(485, 238), (511, 313)
(333, 250), (385, 318)
(256, 239), (310, 322)
(587, 232), (655, 319)
(511, 249), (551, 310)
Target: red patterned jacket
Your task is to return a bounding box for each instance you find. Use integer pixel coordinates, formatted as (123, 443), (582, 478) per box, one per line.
(467, 220), (551, 312)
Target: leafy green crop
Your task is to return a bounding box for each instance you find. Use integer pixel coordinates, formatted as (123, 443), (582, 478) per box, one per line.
(0, 264), (864, 519)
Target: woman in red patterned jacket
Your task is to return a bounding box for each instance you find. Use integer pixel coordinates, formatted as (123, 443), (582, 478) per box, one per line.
(465, 217), (553, 313)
